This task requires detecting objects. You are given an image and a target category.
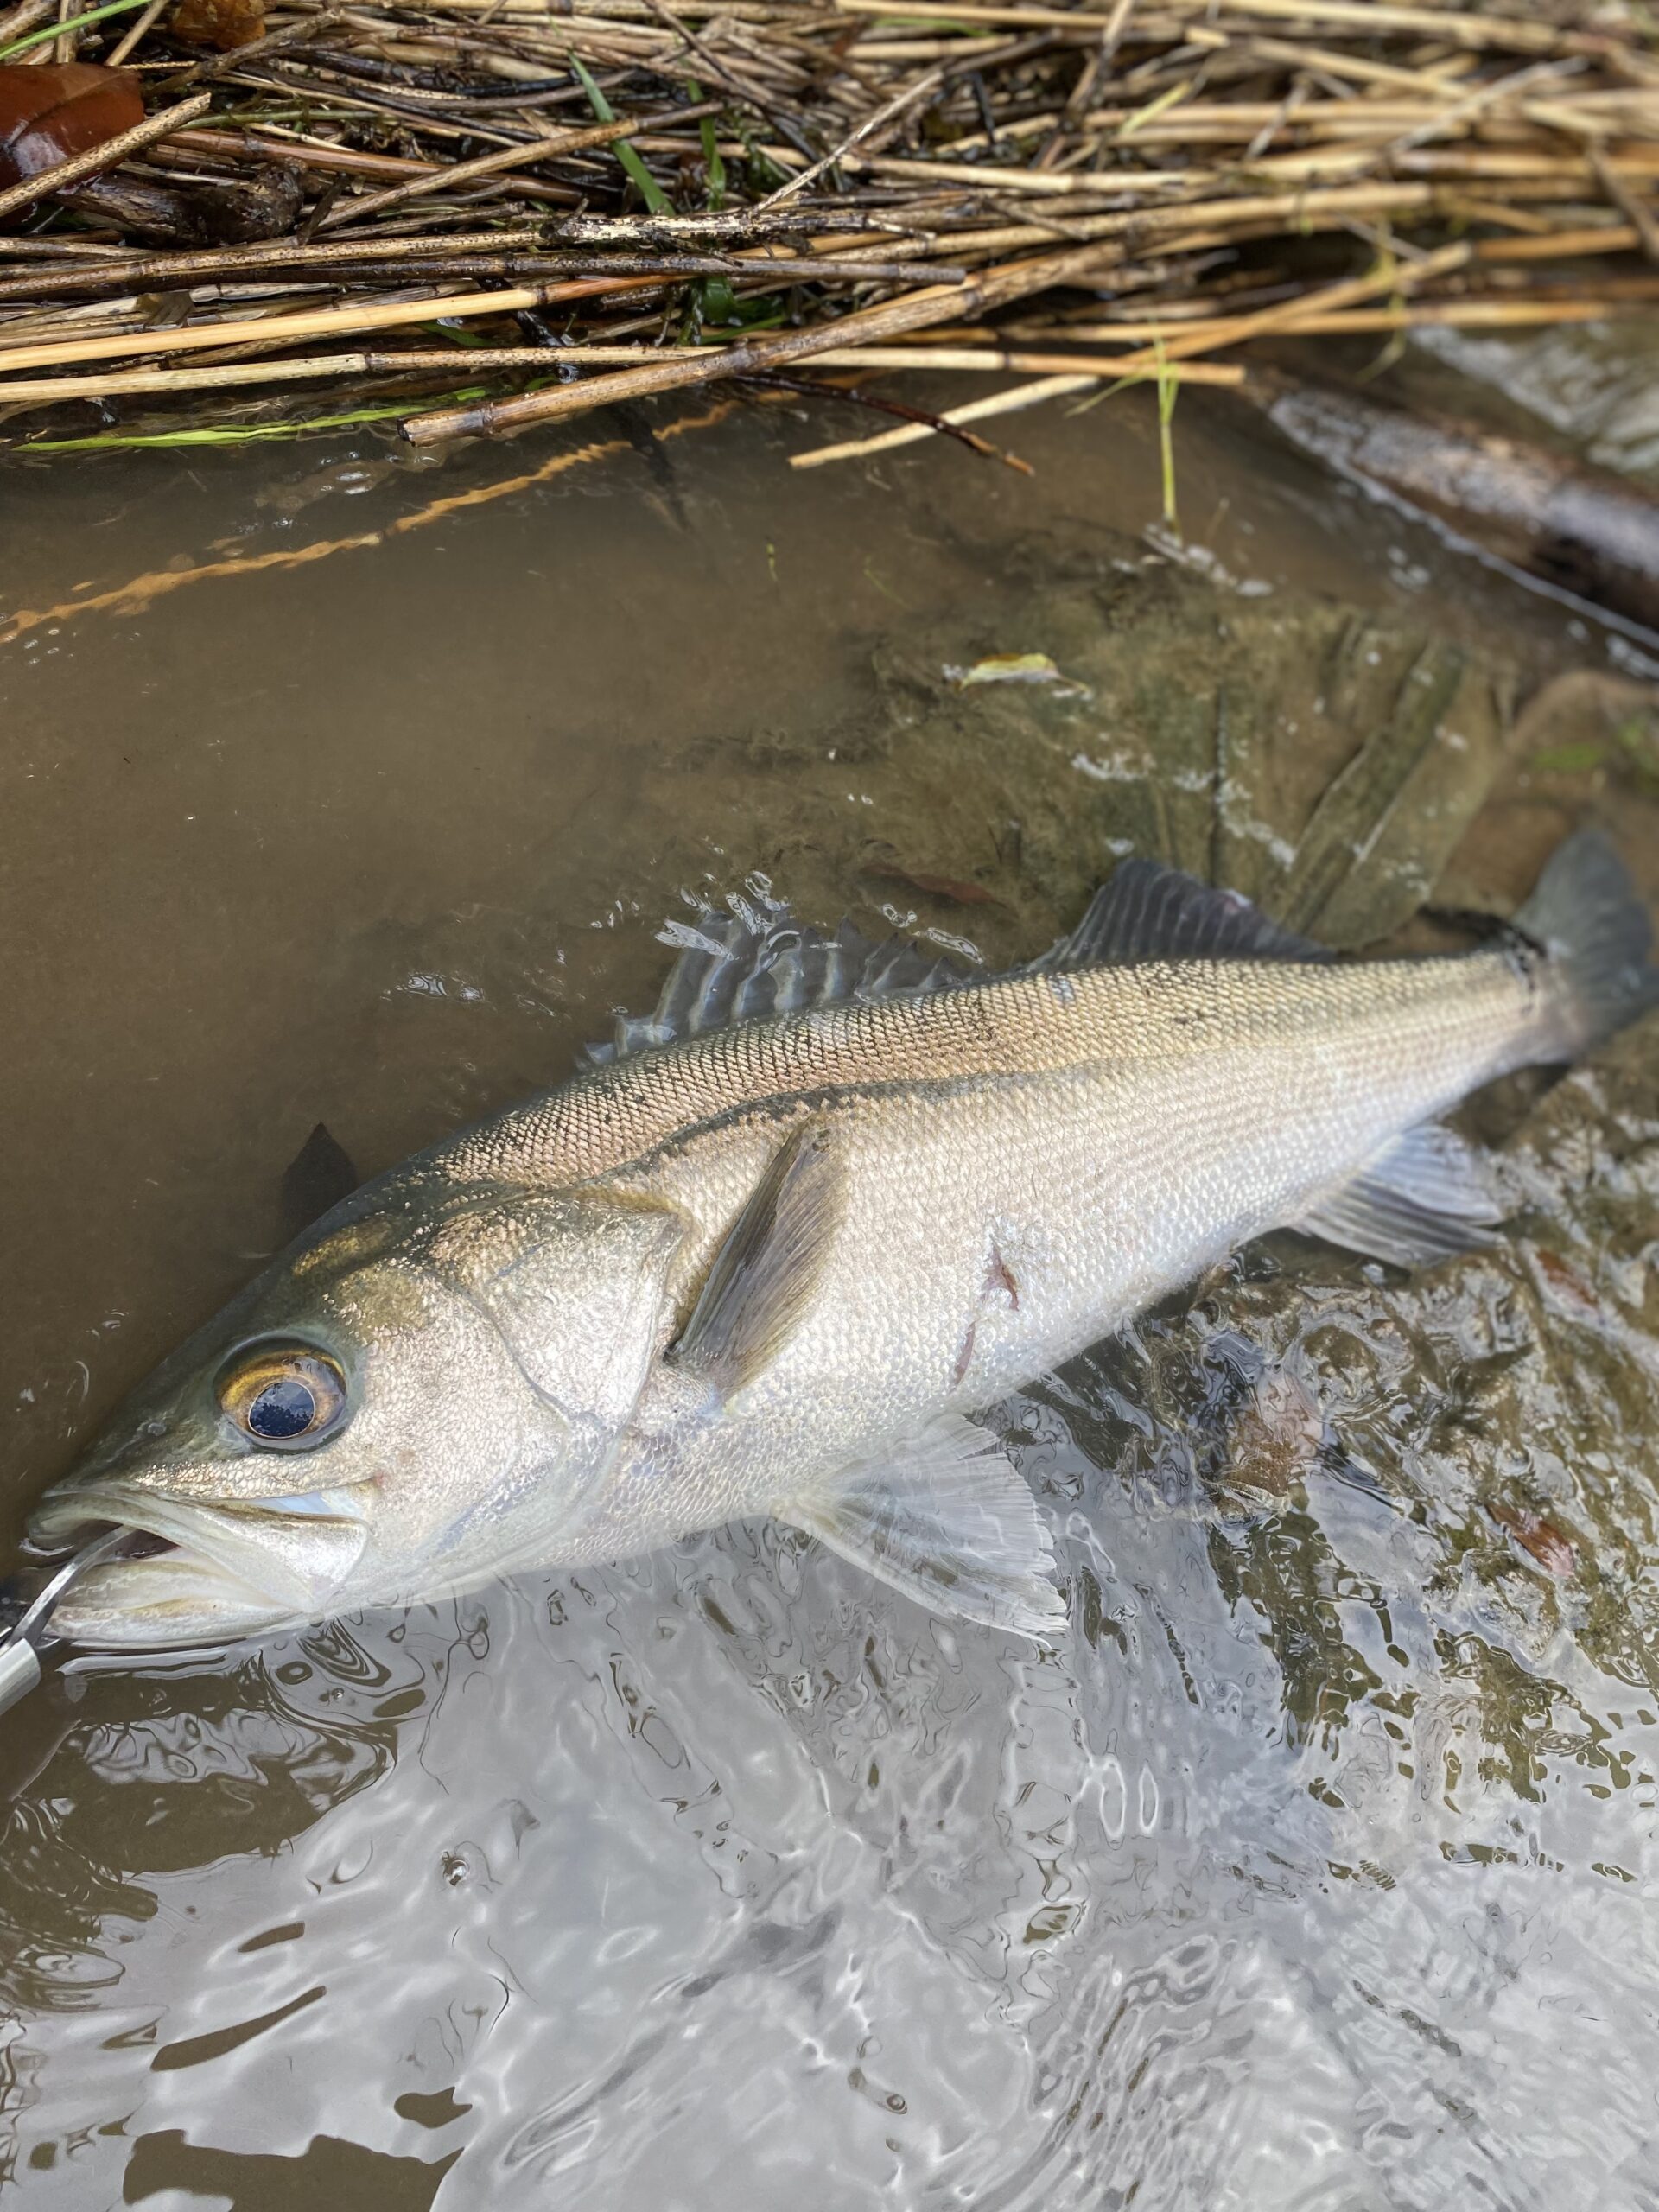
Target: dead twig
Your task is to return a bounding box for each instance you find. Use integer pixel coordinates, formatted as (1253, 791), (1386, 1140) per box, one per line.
(737, 365), (1034, 470)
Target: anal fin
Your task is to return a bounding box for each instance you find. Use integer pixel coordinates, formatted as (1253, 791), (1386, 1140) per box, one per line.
(1293, 1122), (1503, 1269)
(784, 1413), (1066, 1640)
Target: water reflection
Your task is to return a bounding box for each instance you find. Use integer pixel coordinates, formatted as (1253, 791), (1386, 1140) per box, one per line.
(2, 395), (1658, 2209)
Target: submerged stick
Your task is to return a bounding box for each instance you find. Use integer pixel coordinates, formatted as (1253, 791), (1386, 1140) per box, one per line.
(1247, 367), (1659, 635)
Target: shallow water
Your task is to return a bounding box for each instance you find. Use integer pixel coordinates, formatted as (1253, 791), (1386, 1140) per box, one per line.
(3, 373), (1659, 2210)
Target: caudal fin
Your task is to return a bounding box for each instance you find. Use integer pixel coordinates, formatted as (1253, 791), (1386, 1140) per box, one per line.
(1517, 829), (1659, 1056)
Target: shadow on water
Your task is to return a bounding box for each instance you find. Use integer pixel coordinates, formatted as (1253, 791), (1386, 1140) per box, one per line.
(2, 372), (1659, 2209)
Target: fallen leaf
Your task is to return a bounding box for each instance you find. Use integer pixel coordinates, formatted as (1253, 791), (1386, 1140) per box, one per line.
(169, 0), (264, 48)
(1489, 1500), (1577, 1578)
(0, 63), (143, 188)
(1532, 1246), (1600, 1319)
(1224, 1366), (1324, 1501)
(944, 652), (1092, 698)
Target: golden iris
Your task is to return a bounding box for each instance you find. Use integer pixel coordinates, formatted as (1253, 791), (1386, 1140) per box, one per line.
(218, 1344), (347, 1447)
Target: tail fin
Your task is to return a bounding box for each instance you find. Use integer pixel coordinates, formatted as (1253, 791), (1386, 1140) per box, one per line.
(1517, 829), (1659, 1057)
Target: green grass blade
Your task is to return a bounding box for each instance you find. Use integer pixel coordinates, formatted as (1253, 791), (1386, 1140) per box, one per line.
(16, 385), (494, 451)
(571, 58), (671, 216)
(0, 0), (151, 58)
(686, 79), (727, 209)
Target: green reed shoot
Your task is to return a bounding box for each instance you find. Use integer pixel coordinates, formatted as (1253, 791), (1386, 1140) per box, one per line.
(18, 388), (493, 452)
(1154, 340), (1180, 537)
(572, 59), (671, 217)
(0, 0), (149, 60)
(687, 80), (727, 210)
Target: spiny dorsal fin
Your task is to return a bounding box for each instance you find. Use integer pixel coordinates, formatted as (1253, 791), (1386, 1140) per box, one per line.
(1036, 859), (1332, 971)
(595, 856), (1327, 1068)
(589, 883), (976, 1064)
(668, 1117), (842, 1399)
(785, 1412), (1066, 1640)
(1293, 1122), (1503, 1269)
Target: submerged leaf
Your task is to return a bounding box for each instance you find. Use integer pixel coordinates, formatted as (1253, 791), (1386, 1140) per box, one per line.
(1276, 625), (1511, 947)
(1488, 1500), (1578, 1579)
(944, 652), (1091, 697)
(1531, 740), (1606, 777)
(0, 62), (142, 187)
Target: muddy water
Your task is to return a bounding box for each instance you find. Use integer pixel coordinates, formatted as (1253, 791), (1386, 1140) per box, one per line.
(3, 377), (1659, 2211)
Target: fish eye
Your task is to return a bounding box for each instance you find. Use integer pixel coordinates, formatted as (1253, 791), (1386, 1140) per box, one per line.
(218, 1343), (348, 1450)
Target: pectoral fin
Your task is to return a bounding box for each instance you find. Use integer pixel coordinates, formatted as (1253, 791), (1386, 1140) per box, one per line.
(785, 1413), (1067, 1640)
(669, 1118), (841, 1399)
(1293, 1122), (1503, 1269)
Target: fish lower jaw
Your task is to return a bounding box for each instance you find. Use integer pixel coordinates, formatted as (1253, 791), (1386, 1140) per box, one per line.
(49, 1554), (300, 1651)
(26, 1486), (369, 1650)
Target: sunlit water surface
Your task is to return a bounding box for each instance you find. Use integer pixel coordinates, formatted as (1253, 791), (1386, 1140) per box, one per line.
(3, 367), (1659, 2211)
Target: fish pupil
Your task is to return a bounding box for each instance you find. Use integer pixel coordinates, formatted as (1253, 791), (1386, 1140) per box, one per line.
(247, 1378), (317, 1440)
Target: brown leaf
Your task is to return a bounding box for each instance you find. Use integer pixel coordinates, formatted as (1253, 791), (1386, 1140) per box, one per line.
(1225, 1367), (1323, 1501)
(168, 0), (264, 51)
(1532, 1245), (1600, 1319)
(1489, 1500), (1577, 1579)
(73, 159), (301, 244)
(0, 62), (143, 188)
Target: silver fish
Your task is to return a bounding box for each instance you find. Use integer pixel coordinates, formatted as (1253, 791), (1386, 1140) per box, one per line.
(22, 831), (1657, 1656)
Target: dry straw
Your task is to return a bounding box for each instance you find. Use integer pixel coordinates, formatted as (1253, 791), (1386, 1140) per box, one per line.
(0, 0), (1653, 456)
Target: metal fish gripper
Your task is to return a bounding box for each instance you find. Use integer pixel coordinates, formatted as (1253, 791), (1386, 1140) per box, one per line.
(0, 1529), (138, 1716)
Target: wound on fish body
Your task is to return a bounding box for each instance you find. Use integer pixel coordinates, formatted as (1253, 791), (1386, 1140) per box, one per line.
(8, 828), (1656, 1692)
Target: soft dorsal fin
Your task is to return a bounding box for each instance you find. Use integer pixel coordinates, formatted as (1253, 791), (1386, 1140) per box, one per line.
(1036, 859), (1332, 970)
(588, 886), (976, 1064)
(784, 1412), (1066, 1640)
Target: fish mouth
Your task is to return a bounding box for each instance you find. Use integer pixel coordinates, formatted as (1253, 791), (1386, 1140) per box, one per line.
(25, 1482), (375, 1650)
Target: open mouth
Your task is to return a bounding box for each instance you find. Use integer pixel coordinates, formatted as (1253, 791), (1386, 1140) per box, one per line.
(23, 1483), (375, 1649)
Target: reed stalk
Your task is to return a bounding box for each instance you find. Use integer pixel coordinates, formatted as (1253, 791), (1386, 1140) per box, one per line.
(0, 0), (1649, 450)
